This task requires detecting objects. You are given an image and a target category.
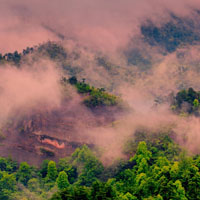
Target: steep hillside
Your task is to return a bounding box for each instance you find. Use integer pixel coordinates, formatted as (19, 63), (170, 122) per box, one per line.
(0, 77), (123, 165)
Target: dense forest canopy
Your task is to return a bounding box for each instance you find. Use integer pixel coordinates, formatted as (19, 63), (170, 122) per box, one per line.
(0, 35), (200, 200)
(0, 133), (199, 200)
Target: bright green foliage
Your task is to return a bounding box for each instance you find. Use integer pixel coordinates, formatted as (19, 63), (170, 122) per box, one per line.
(0, 141), (199, 199)
(118, 192), (137, 200)
(131, 141), (151, 166)
(16, 162), (32, 186)
(0, 171), (16, 200)
(57, 171), (69, 190)
(47, 161), (58, 182)
(173, 180), (188, 200)
(68, 77), (119, 108)
(75, 81), (92, 94)
(144, 194), (163, 200)
(71, 145), (104, 186)
(193, 99), (199, 109)
(84, 88), (118, 108)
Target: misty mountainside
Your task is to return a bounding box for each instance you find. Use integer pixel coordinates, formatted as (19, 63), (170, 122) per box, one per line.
(141, 14), (200, 53)
(0, 73), (123, 165)
(0, 15), (199, 152)
(1, 3), (200, 199)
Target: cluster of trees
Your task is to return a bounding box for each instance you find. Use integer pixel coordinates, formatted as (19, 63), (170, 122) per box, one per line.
(141, 17), (200, 52)
(0, 51), (22, 65)
(172, 87), (200, 115)
(0, 129), (199, 199)
(0, 41), (67, 67)
(66, 76), (119, 108)
(0, 145), (103, 199)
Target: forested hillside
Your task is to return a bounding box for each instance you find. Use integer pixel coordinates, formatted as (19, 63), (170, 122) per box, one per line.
(1, 133), (200, 200)
(1, 1), (200, 200)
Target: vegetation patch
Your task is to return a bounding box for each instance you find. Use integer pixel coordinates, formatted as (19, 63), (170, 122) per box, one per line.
(171, 87), (200, 115)
(67, 76), (120, 108)
(141, 17), (200, 52)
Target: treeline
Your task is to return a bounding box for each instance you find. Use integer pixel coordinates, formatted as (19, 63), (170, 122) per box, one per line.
(0, 41), (67, 66)
(0, 129), (200, 199)
(0, 51), (23, 65)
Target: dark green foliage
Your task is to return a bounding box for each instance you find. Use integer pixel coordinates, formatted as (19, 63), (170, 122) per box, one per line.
(51, 186), (90, 200)
(68, 76), (78, 85)
(141, 18), (200, 52)
(39, 159), (50, 178)
(176, 88), (198, 106)
(0, 51), (22, 65)
(172, 87), (200, 114)
(0, 157), (18, 173)
(90, 180), (117, 200)
(58, 158), (78, 184)
(22, 47), (34, 55)
(0, 41), (67, 67)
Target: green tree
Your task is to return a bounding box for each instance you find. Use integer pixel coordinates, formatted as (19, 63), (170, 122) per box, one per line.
(58, 158), (77, 183)
(91, 180), (117, 200)
(71, 145), (104, 186)
(173, 180), (188, 200)
(39, 159), (50, 178)
(16, 162), (32, 186)
(193, 99), (199, 110)
(131, 141), (152, 164)
(118, 192), (137, 200)
(0, 171), (16, 200)
(57, 171), (70, 190)
(47, 161), (58, 182)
